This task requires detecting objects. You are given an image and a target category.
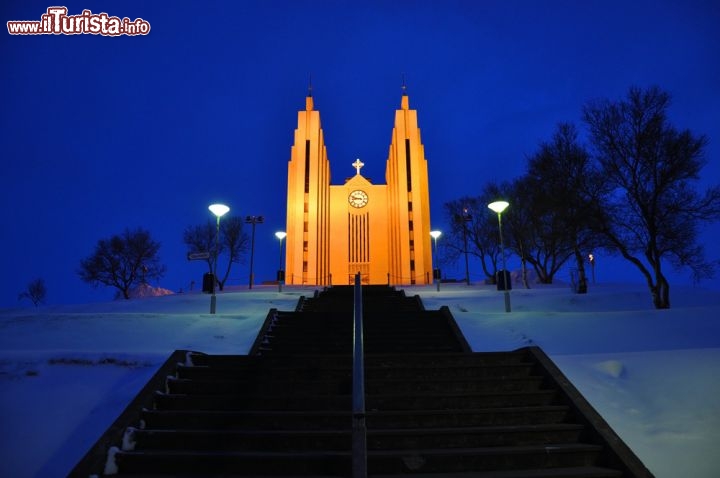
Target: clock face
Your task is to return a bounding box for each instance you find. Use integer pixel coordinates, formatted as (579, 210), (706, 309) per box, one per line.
(348, 190), (368, 208)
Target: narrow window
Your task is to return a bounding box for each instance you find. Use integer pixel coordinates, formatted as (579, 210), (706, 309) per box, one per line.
(304, 140), (310, 193)
(405, 139), (412, 192)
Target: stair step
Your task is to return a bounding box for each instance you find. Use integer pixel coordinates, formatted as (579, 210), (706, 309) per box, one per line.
(364, 328), (456, 337)
(258, 345), (353, 354)
(363, 331), (460, 340)
(364, 317), (451, 326)
(113, 445), (604, 475)
(266, 322), (350, 332)
(176, 364), (353, 381)
(128, 424), (582, 452)
(126, 428), (351, 452)
(363, 337), (463, 346)
(366, 406), (573, 428)
(366, 443), (604, 473)
(140, 409), (351, 431)
(266, 328), (453, 339)
(370, 467), (623, 477)
(261, 336), (353, 347)
(187, 353), (352, 368)
(186, 352), (530, 369)
(139, 405), (573, 431)
(365, 376), (545, 394)
(367, 390), (558, 410)
(167, 376), (352, 395)
(114, 466), (623, 478)
(366, 352), (531, 367)
(365, 363), (535, 379)
(153, 391), (350, 411)
(364, 344), (464, 353)
(365, 424), (584, 449)
(113, 449), (351, 475)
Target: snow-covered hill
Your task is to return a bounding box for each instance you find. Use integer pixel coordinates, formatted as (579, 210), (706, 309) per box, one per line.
(1, 282), (719, 477)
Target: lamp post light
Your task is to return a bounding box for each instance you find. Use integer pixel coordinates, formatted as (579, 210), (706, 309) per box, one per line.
(208, 203), (230, 314)
(275, 231), (287, 292)
(430, 230), (442, 291)
(488, 200), (510, 313)
(245, 215), (264, 289)
(461, 207), (472, 285)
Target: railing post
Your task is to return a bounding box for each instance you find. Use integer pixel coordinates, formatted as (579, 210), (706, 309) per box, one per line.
(352, 272), (367, 478)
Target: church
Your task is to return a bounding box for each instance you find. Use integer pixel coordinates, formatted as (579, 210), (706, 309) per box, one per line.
(283, 88), (434, 286)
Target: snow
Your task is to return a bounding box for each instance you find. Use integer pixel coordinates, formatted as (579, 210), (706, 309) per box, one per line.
(1, 282), (719, 477)
(103, 447), (119, 476)
(120, 283), (175, 299)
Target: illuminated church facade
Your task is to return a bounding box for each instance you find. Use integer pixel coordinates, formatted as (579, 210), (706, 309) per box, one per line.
(284, 91), (433, 286)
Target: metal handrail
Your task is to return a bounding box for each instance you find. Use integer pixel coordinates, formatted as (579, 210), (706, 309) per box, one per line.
(351, 272), (367, 477)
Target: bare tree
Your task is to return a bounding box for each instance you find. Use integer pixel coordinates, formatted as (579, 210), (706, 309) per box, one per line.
(183, 216), (249, 290)
(583, 86), (720, 308)
(78, 228), (166, 300)
(444, 197), (492, 282)
(18, 278), (46, 306)
(217, 216), (249, 290)
(522, 123), (606, 290)
(183, 221), (217, 273)
(512, 178), (571, 285)
(503, 178), (539, 288)
(443, 184), (507, 284)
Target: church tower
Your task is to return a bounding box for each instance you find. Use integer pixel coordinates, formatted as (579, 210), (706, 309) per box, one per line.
(385, 92), (433, 285)
(284, 94), (331, 285)
(284, 88), (433, 286)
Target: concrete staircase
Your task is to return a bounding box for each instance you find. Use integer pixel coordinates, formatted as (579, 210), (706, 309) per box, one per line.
(70, 285), (654, 477)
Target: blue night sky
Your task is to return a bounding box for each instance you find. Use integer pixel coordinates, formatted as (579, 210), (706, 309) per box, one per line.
(2, 1), (719, 307)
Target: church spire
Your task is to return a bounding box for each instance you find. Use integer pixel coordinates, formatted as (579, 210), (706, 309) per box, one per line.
(305, 74), (314, 111)
(400, 74), (409, 110)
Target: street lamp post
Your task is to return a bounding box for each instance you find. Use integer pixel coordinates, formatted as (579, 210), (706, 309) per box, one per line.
(208, 203), (230, 314)
(462, 208), (472, 285)
(275, 231), (287, 292)
(430, 230), (442, 291)
(488, 200), (510, 313)
(245, 215), (264, 289)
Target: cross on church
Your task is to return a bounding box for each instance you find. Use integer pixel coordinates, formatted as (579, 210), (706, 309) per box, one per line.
(352, 158), (364, 175)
